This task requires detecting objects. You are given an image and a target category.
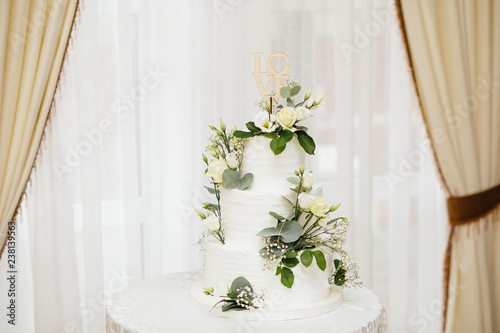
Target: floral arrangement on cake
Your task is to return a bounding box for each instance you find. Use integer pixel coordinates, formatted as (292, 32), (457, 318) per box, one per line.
(233, 80), (324, 155)
(258, 165), (362, 289)
(204, 276), (264, 312)
(195, 120), (252, 245)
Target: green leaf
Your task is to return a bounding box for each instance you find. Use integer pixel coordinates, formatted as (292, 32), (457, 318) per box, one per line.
(264, 133), (278, 139)
(270, 137), (287, 155)
(292, 238), (311, 251)
(239, 173), (253, 190)
(296, 131), (316, 155)
(290, 85), (301, 97)
(280, 86), (291, 98)
(231, 276), (253, 294)
(282, 257), (299, 268)
(286, 98), (295, 107)
(222, 169), (242, 190)
(295, 125), (308, 132)
(204, 186), (216, 194)
(280, 267), (295, 288)
(280, 130), (293, 142)
(222, 301), (241, 312)
(246, 121), (261, 133)
(282, 195), (295, 206)
(222, 170), (253, 190)
(269, 211), (286, 221)
(234, 130), (255, 138)
(275, 265), (282, 276)
(285, 251), (298, 258)
(286, 177), (300, 185)
(278, 220), (303, 243)
(300, 250), (313, 267)
(257, 227), (280, 237)
(313, 250), (327, 271)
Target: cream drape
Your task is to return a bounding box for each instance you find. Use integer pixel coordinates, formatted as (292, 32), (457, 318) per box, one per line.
(0, 0), (79, 254)
(397, 1), (500, 332)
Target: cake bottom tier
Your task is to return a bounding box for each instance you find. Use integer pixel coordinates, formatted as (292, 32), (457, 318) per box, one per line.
(204, 239), (334, 309)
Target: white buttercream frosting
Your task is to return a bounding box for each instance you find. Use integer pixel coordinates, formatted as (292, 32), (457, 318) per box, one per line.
(204, 135), (336, 310)
(240, 136), (305, 193)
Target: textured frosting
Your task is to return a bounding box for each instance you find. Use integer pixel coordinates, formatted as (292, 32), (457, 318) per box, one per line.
(240, 136), (305, 193)
(204, 135), (335, 310)
(205, 238), (332, 308)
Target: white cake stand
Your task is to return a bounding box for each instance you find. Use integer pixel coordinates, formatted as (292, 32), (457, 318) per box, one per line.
(106, 270), (386, 333)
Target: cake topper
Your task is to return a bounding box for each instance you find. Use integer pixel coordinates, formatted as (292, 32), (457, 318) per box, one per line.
(251, 52), (290, 105)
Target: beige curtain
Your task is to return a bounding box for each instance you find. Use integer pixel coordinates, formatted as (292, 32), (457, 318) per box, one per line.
(397, 0), (500, 332)
(0, 0), (79, 255)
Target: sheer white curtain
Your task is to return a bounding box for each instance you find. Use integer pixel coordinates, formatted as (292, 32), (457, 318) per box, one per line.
(0, 0), (447, 332)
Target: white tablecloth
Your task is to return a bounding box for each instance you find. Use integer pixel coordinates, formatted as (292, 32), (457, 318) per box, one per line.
(106, 270), (386, 333)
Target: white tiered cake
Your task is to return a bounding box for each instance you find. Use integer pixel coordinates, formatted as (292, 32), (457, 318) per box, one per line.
(192, 79), (359, 320)
(192, 137), (343, 320)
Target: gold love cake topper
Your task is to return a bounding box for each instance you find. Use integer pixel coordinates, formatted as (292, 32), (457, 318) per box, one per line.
(252, 52), (290, 99)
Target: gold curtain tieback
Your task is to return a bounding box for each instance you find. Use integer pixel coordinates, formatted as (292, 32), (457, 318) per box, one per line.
(447, 184), (500, 224)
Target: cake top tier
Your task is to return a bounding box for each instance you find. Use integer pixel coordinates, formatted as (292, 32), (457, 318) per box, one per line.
(240, 136), (305, 193)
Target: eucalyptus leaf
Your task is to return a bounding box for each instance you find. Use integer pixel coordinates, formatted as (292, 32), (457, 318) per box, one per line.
(313, 250), (326, 271)
(269, 211), (286, 221)
(290, 85), (301, 96)
(239, 173), (253, 190)
(222, 169), (242, 190)
(296, 130), (316, 155)
(280, 86), (291, 98)
(280, 130), (293, 142)
(286, 98), (295, 107)
(280, 267), (294, 288)
(234, 130), (255, 138)
(205, 186), (216, 194)
(300, 250), (313, 267)
(286, 177), (300, 185)
(231, 276), (253, 294)
(222, 169), (254, 190)
(257, 227), (280, 237)
(282, 195), (295, 206)
(278, 220), (303, 243)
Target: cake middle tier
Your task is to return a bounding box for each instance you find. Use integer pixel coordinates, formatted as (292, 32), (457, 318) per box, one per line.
(219, 187), (295, 249)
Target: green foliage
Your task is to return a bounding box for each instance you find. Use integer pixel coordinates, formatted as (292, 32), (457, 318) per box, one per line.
(280, 267), (294, 288)
(313, 250), (326, 271)
(222, 169), (253, 190)
(246, 121), (261, 133)
(234, 130), (255, 138)
(296, 130), (316, 155)
(290, 85), (301, 97)
(300, 250), (313, 267)
(282, 257), (299, 268)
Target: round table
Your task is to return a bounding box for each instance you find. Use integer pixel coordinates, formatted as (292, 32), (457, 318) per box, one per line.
(106, 270), (386, 333)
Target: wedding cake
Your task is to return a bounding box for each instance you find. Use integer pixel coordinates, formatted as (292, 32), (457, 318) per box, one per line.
(191, 80), (360, 320)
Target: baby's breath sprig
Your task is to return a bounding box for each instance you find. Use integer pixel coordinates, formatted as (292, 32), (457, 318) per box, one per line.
(205, 277), (265, 312)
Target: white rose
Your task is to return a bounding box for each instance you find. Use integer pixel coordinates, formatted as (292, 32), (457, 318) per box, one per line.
(275, 107), (297, 130)
(254, 111), (277, 133)
(207, 159), (228, 183)
(310, 196), (329, 218)
(226, 152), (238, 170)
(295, 106), (311, 121)
(302, 171), (314, 188)
(298, 192), (314, 210)
(203, 214), (220, 231)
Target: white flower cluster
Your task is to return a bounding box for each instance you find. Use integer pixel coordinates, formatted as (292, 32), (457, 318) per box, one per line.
(254, 106), (311, 133)
(205, 130), (246, 184)
(235, 286), (264, 310)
